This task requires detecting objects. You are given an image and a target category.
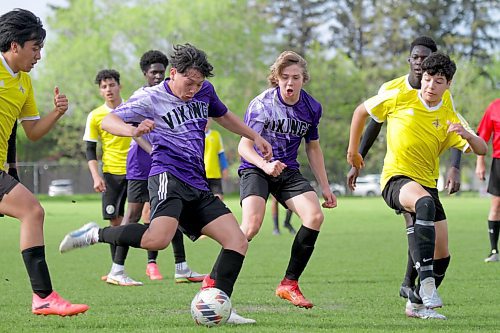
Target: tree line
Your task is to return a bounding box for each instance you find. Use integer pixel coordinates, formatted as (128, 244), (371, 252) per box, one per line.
(17, 0), (499, 185)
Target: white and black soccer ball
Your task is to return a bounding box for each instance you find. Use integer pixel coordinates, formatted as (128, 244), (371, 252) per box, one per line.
(191, 288), (232, 327)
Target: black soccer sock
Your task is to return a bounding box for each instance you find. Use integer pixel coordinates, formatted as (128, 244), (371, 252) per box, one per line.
(434, 256), (451, 288)
(414, 196), (436, 281)
(488, 220), (500, 253)
(143, 223), (158, 263)
(273, 212), (279, 231)
(285, 225), (319, 280)
(109, 244), (116, 263)
(214, 249), (245, 297)
(148, 251), (159, 263)
(99, 223), (148, 248)
(22, 246), (53, 298)
(113, 246), (129, 265)
(284, 209), (293, 227)
(210, 248), (224, 280)
(171, 229), (186, 264)
(403, 226), (418, 287)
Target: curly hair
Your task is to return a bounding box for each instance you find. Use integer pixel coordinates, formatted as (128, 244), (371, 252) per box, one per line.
(95, 69), (120, 85)
(169, 44), (213, 78)
(140, 50), (169, 72)
(410, 36), (437, 54)
(0, 9), (46, 52)
(267, 51), (309, 88)
(421, 52), (456, 81)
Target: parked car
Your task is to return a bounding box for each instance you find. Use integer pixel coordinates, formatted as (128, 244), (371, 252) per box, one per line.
(48, 179), (74, 196)
(352, 174), (381, 197)
(330, 183), (346, 196)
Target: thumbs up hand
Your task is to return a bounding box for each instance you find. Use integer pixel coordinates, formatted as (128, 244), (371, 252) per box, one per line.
(53, 86), (69, 115)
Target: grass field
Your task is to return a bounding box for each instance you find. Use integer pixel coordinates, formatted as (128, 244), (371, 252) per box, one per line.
(0, 194), (499, 332)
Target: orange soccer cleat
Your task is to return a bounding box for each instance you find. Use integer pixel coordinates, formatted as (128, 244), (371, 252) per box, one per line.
(146, 263), (164, 280)
(275, 278), (313, 309)
(32, 291), (89, 316)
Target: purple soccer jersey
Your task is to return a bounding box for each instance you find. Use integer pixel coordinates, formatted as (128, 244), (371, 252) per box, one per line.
(113, 79), (228, 191)
(126, 133), (152, 181)
(239, 87), (322, 171)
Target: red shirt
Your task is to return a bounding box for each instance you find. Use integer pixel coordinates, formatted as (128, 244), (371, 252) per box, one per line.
(477, 99), (500, 158)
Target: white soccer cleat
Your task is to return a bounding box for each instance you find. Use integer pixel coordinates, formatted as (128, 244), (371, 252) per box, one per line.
(226, 309), (256, 324)
(59, 222), (99, 253)
(484, 253), (499, 262)
(106, 272), (143, 286)
(419, 277), (443, 309)
(405, 300), (446, 320)
(175, 262), (206, 283)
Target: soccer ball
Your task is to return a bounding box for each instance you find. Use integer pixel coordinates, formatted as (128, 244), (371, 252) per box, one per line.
(191, 288), (232, 327)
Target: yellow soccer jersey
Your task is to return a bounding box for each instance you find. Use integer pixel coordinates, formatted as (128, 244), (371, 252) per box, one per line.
(0, 54), (40, 170)
(364, 87), (473, 189)
(204, 129), (224, 179)
(83, 104), (130, 175)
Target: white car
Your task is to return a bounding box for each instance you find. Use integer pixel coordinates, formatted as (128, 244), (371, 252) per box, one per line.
(48, 179), (74, 196)
(352, 174), (381, 197)
(330, 183), (346, 196)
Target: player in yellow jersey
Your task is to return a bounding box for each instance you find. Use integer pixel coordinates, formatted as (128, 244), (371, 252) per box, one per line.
(347, 36), (464, 301)
(83, 69), (141, 286)
(0, 8), (88, 316)
(347, 52), (487, 319)
(204, 118), (228, 200)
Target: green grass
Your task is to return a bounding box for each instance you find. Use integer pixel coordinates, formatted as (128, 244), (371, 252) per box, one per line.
(0, 195), (498, 332)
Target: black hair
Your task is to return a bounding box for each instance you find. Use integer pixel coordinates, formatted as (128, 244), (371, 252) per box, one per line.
(140, 50), (169, 72)
(410, 36), (437, 54)
(421, 52), (456, 81)
(0, 9), (46, 52)
(169, 43), (213, 78)
(95, 69), (120, 85)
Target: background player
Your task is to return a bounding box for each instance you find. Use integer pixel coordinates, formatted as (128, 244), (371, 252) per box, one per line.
(84, 69), (141, 286)
(475, 99), (500, 262)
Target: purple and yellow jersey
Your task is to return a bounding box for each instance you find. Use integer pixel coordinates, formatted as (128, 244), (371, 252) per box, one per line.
(239, 87), (322, 171)
(112, 79), (228, 191)
(0, 54), (39, 170)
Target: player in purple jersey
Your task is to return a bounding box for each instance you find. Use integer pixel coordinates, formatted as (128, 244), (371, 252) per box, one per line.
(59, 44), (271, 324)
(120, 50), (205, 283)
(238, 51), (336, 309)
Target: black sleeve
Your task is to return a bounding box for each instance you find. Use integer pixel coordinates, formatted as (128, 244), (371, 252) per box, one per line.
(86, 141), (98, 161)
(6, 122), (17, 164)
(449, 148), (462, 169)
(359, 119), (383, 158)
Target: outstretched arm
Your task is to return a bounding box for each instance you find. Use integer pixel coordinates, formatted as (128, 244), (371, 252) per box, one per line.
(102, 113), (155, 137)
(347, 119), (382, 191)
(215, 111), (272, 161)
(347, 103), (370, 169)
(306, 140), (336, 208)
